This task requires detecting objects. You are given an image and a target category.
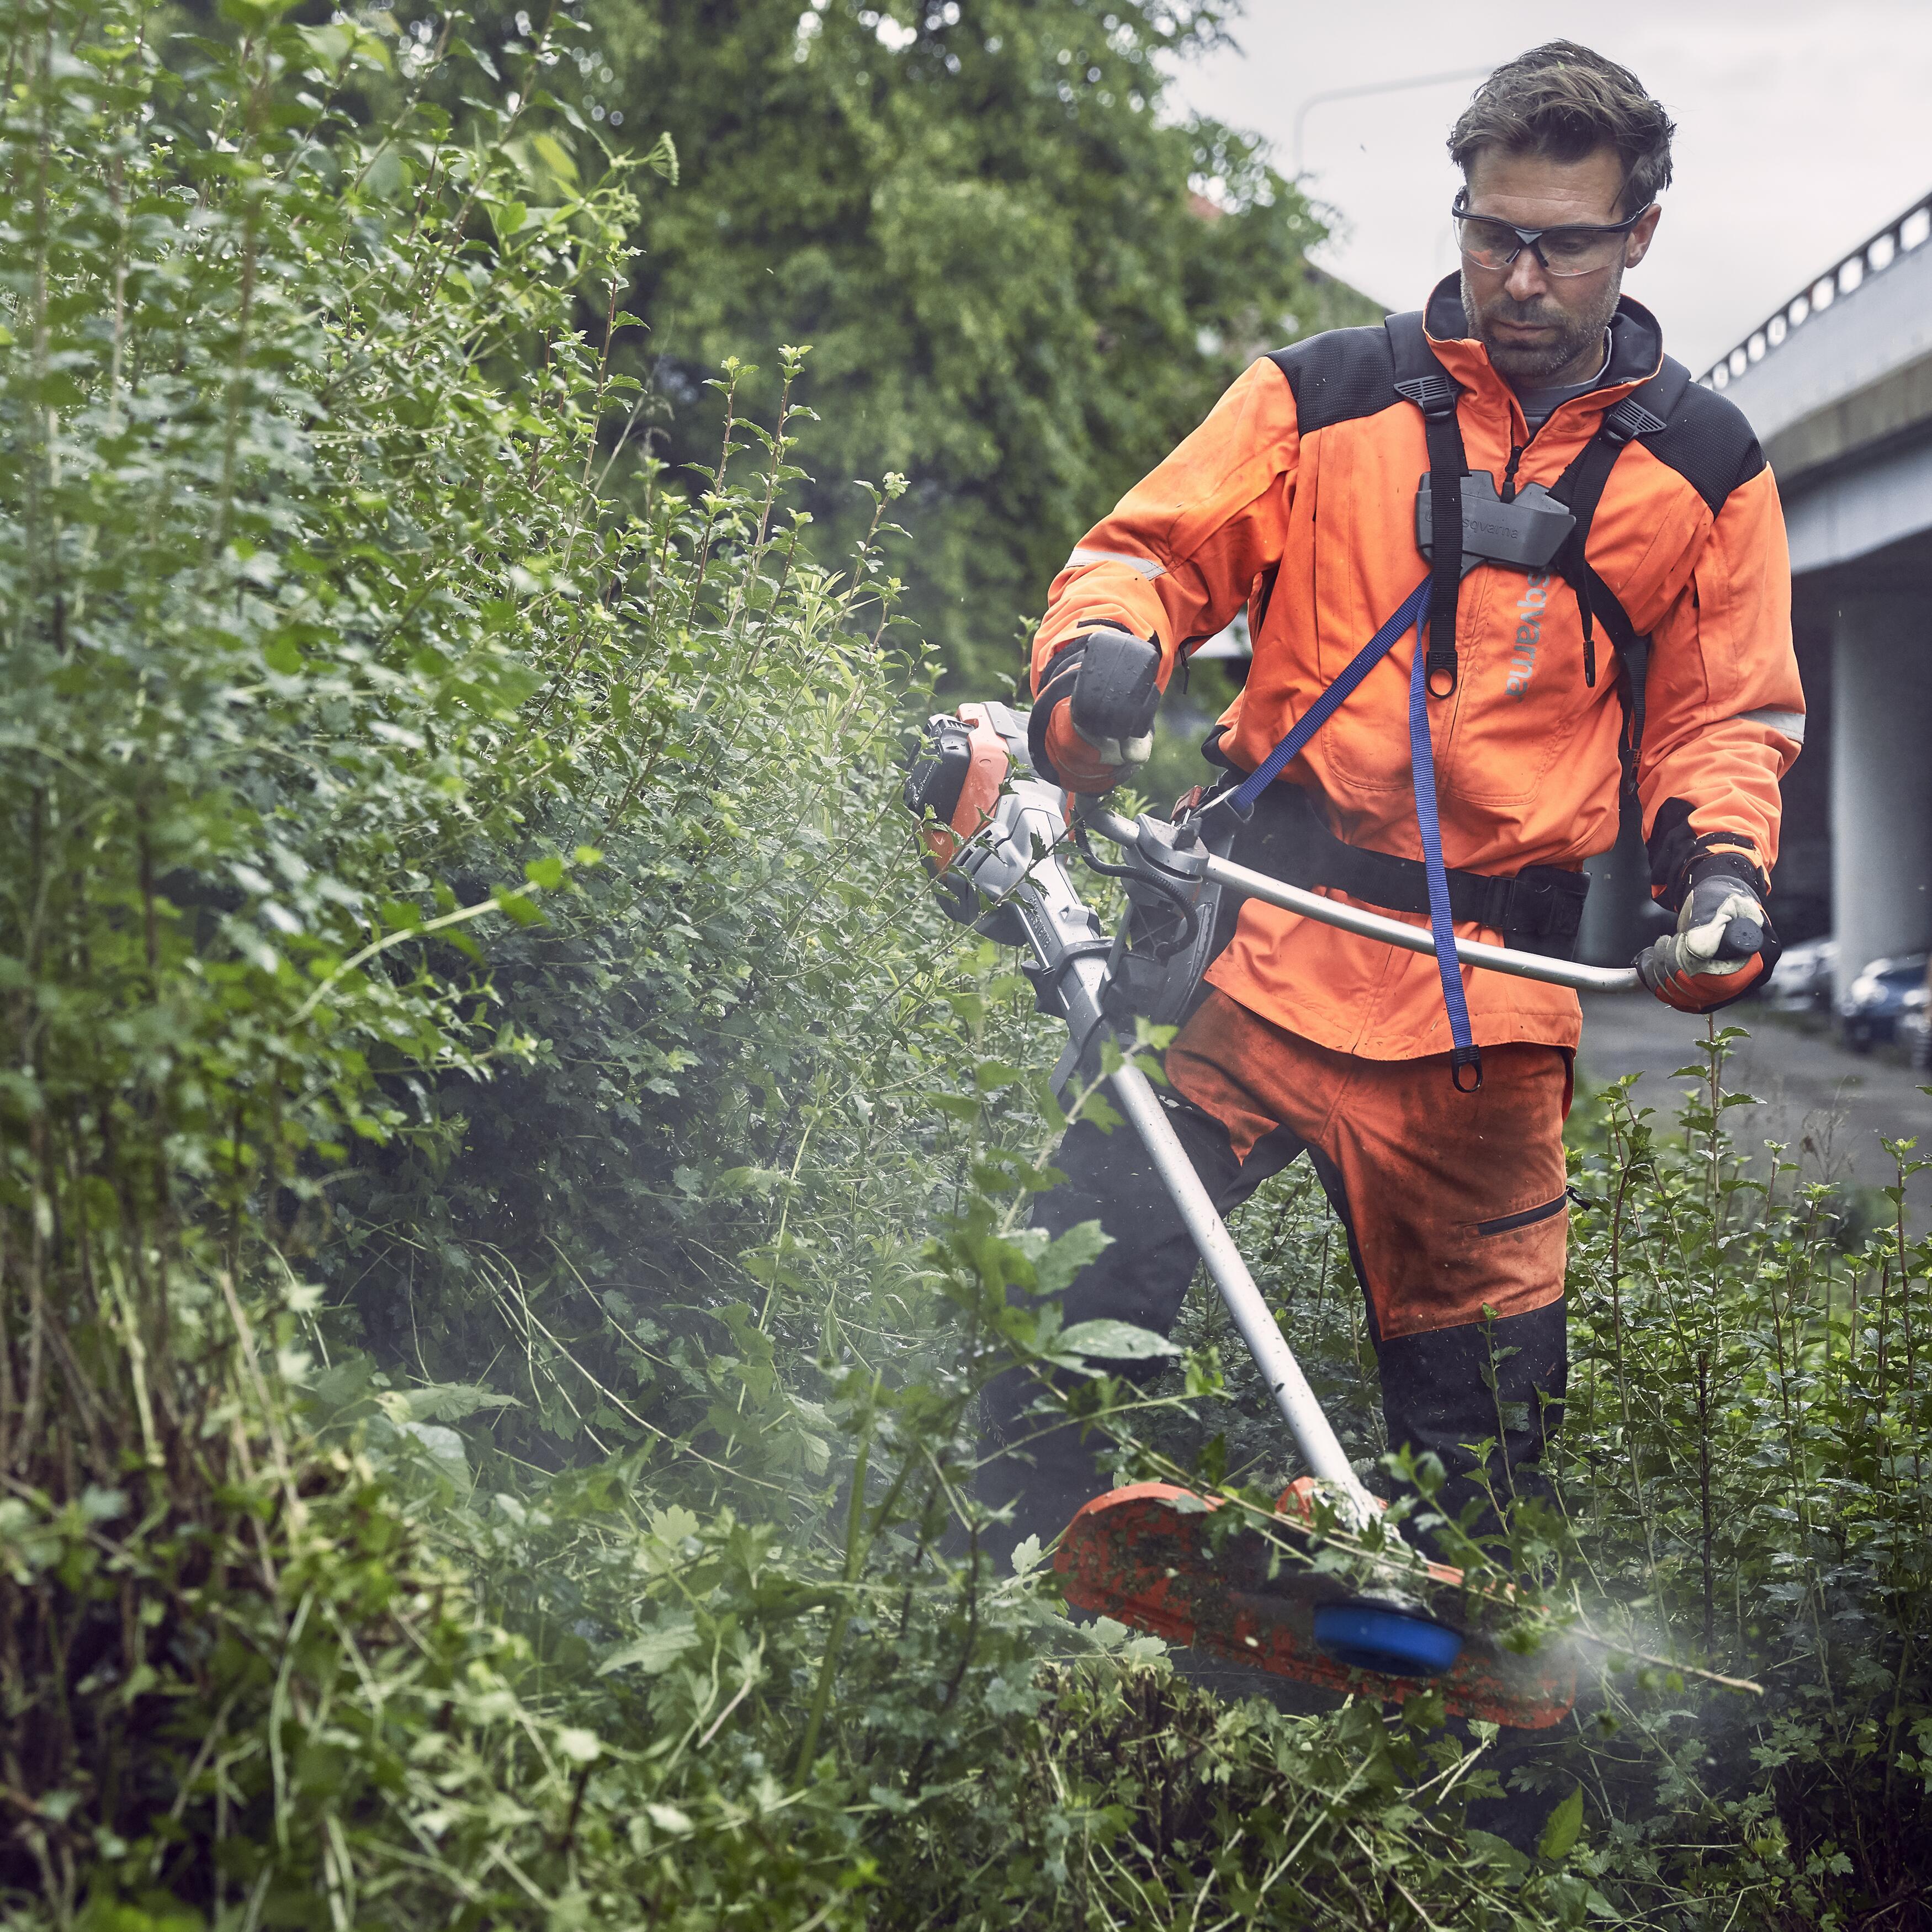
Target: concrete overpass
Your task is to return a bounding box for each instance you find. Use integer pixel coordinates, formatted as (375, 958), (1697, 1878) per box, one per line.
(1583, 189), (1932, 985)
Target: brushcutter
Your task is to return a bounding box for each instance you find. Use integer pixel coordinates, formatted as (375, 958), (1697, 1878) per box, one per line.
(904, 699), (1639, 1729)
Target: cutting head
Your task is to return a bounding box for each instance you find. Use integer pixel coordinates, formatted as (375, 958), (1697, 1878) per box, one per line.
(1054, 1480), (1575, 1728)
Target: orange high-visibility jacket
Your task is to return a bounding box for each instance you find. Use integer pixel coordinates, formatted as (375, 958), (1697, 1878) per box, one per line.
(1032, 278), (1803, 1059)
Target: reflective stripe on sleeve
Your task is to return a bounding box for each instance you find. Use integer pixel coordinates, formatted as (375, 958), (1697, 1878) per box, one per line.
(1735, 706), (1804, 743)
(1066, 546), (1167, 581)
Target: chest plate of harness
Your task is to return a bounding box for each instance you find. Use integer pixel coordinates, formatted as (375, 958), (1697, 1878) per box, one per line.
(1415, 471), (1573, 579)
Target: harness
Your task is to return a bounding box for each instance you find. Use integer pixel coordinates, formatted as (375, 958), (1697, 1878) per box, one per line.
(1390, 309), (1691, 780)
(1194, 312), (1695, 1091)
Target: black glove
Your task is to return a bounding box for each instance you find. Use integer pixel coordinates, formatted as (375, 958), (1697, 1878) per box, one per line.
(1636, 857), (1779, 1013)
(1027, 627), (1162, 793)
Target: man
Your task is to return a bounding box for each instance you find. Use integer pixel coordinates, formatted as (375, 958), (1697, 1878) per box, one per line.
(983, 43), (1802, 1566)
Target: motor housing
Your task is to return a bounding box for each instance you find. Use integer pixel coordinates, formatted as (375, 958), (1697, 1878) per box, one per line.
(904, 701), (1029, 879)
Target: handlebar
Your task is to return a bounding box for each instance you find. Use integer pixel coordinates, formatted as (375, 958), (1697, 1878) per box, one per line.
(1080, 806), (1642, 995)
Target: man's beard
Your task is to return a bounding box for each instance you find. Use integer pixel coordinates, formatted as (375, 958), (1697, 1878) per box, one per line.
(1460, 268), (1622, 383)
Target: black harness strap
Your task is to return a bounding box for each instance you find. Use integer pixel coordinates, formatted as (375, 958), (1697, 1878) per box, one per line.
(1385, 311), (1692, 790)
(1548, 433), (1625, 689)
(1422, 409), (1465, 697)
(1618, 634), (1649, 794)
(1547, 387), (1674, 684)
(1387, 317), (1468, 699)
(1195, 735), (1593, 957)
(1234, 782), (1591, 958)
(1546, 372), (1684, 783)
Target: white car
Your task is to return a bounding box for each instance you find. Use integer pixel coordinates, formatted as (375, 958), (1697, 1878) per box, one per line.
(1763, 937), (1837, 1014)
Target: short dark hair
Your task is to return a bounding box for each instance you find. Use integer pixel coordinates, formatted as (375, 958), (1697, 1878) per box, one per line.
(1449, 42), (1675, 216)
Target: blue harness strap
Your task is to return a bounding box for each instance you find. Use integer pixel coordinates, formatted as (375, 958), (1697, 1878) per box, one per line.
(1226, 577), (1432, 818)
(1215, 575), (1483, 1091)
(1405, 608), (1482, 1091)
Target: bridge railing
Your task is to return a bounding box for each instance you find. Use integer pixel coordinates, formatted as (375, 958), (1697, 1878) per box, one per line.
(1702, 189), (1932, 392)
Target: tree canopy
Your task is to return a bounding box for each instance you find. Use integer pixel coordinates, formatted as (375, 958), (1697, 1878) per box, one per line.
(581, 0), (1377, 685)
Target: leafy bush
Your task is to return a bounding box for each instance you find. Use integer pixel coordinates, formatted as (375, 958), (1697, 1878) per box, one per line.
(3, 4), (1928, 1930)
(559, 0), (1384, 690)
(0, 6), (1508, 1923)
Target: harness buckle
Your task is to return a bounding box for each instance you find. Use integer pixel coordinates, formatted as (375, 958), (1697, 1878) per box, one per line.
(1601, 396), (1667, 445)
(1468, 874), (1517, 932)
(1394, 373), (1460, 419)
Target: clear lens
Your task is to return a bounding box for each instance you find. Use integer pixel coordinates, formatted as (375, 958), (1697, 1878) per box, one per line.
(1455, 215), (1626, 277)
(1537, 227), (1622, 273)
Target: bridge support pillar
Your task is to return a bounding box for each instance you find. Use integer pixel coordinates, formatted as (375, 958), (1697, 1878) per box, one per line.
(1832, 593), (1932, 997)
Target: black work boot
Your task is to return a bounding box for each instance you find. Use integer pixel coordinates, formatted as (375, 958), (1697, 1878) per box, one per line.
(1376, 1296), (1568, 1558)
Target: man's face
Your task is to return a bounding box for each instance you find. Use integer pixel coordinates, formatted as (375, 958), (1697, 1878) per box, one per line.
(1458, 144), (1662, 385)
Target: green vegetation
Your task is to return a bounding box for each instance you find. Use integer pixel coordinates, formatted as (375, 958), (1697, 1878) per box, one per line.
(563, 0), (1379, 692)
(1, 4), (1926, 1928)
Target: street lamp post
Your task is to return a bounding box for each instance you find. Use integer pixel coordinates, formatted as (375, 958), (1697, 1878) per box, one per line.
(1292, 67), (1494, 178)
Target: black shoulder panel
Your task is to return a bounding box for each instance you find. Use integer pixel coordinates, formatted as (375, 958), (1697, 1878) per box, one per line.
(1266, 326), (1400, 436)
(1639, 370), (1767, 517)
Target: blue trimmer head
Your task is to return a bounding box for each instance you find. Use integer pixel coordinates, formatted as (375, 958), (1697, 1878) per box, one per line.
(1313, 1599), (1464, 1676)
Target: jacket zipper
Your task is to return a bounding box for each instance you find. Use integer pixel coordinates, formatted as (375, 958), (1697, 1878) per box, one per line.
(1500, 443), (1525, 502)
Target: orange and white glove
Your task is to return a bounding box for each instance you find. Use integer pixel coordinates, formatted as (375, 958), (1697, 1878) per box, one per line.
(1636, 861), (1780, 1013)
(1027, 627), (1161, 796)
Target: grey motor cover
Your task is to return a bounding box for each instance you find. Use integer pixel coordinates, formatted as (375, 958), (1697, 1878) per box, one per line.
(1415, 471), (1573, 579)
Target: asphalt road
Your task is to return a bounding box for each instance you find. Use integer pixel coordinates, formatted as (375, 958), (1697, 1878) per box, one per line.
(1576, 991), (1932, 1221)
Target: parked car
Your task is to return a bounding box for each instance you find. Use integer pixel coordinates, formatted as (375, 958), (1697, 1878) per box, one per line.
(1837, 952), (1931, 1052)
(1899, 984), (1932, 1070)
(1763, 936), (1837, 1013)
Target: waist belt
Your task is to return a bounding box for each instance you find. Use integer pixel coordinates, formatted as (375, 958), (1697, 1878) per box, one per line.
(1223, 779), (1591, 961)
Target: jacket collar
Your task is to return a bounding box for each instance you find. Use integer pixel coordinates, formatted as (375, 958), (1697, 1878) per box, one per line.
(1419, 272), (1666, 418)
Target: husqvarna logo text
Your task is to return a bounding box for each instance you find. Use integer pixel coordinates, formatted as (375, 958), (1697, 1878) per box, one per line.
(1506, 569), (1549, 699)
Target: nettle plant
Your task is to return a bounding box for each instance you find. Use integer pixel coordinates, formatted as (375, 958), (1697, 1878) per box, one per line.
(0, 0), (931, 1910)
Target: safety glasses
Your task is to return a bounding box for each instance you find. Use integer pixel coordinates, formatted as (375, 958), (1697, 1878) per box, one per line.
(1451, 192), (1653, 278)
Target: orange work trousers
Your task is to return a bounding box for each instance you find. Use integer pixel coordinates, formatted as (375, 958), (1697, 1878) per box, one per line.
(977, 989), (1573, 1570)
(1167, 990), (1573, 1341)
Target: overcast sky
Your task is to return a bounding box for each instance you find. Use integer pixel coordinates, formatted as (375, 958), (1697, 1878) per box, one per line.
(1167, 1), (1932, 375)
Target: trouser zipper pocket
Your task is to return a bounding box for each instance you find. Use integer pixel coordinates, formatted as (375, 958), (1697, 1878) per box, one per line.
(1473, 1193), (1567, 1237)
